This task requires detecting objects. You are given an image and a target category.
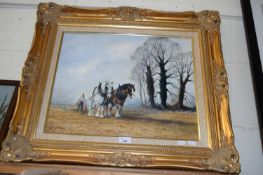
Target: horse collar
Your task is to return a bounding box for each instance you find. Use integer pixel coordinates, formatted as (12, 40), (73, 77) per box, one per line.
(116, 92), (127, 100)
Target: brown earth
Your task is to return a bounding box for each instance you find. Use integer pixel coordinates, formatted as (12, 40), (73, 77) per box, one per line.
(44, 107), (199, 140)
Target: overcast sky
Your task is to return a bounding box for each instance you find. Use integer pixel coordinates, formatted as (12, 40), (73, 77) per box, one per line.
(50, 32), (193, 106)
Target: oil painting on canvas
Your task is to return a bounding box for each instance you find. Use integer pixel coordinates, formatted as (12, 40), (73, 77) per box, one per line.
(44, 33), (199, 140)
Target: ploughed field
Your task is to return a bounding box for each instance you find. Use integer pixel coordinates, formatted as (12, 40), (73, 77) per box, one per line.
(44, 106), (199, 140)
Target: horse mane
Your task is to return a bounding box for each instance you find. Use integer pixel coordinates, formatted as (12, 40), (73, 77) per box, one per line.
(119, 83), (135, 92)
(119, 83), (131, 89)
(92, 86), (97, 97)
(98, 82), (106, 97)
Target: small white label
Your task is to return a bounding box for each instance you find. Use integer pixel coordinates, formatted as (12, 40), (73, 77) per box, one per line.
(187, 141), (196, 146)
(177, 140), (186, 146)
(118, 137), (132, 144)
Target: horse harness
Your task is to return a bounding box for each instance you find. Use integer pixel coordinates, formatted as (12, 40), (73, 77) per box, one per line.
(116, 91), (127, 101)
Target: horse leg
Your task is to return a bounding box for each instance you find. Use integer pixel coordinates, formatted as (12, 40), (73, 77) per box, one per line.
(100, 105), (104, 118)
(119, 105), (123, 117)
(104, 104), (108, 117)
(95, 105), (100, 117)
(108, 103), (113, 117)
(115, 104), (121, 118)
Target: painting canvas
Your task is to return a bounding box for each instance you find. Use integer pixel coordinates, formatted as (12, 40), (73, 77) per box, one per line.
(44, 33), (199, 141)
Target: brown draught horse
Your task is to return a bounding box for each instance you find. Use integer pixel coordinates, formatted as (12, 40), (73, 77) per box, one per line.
(108, 83), (135, 117)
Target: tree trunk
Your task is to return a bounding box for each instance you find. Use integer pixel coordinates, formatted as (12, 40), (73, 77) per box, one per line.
(159, 63), (168, 108)
(145, 66), (156, 107)
(177, 76), (186, 109)
(138, 81), (144, 106)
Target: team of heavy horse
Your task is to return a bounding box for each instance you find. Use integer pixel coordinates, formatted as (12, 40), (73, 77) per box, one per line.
(77, 82), (135, 118)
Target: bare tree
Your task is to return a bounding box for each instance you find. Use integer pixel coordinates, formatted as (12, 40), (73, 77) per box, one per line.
(131, 46), (156, 107)
(131, 63), (147, 105)
(144, 37), (181, 108)
(173, 51), (195, 109)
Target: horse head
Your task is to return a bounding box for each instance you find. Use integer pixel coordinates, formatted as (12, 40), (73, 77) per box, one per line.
(127, 83), (135, 98)
(113, 83), (135, 101)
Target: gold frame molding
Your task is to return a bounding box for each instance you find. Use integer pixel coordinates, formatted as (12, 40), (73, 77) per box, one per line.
(0, 3), (240, 174)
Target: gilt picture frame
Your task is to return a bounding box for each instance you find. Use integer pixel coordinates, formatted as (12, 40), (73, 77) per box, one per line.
(0, 3), (240, 174)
